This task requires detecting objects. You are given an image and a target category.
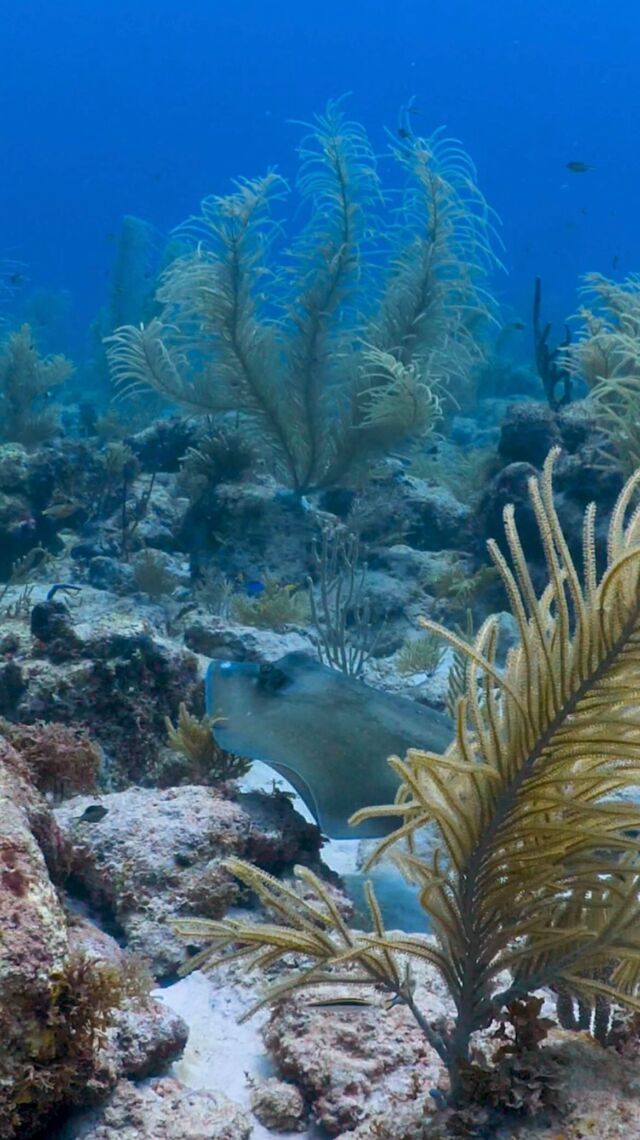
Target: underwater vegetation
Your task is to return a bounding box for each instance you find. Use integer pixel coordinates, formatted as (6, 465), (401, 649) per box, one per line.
(532, 276), (573, 412)
(87, 215), (160, 406)
(229, 575), (310, 629)
(165, 702), (250, 783)
(176, 448), (640, 1120)
(106, 101), (498, 493)
(5, 83), (640, 1137)
(396, 629), (445, 675)
(0, 324), (73, 446)
(308, 523), (385, 677)
(567, 272), (640, 475)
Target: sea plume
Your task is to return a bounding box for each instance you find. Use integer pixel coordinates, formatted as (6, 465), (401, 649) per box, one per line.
(106, 101), (497, 493)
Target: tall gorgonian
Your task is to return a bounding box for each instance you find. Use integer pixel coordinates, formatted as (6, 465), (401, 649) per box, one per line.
(106, 101), (499, 493)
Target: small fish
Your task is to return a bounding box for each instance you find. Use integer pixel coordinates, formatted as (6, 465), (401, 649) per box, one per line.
(77, 804), (109, 824)
(566, 161), (592, 173)
(244, 579), (265, 597)
(42, 501), (80, 520)
(308, 997), (373, 1009)
(509, 320), (526, 331)
(612, 254), (620, 271)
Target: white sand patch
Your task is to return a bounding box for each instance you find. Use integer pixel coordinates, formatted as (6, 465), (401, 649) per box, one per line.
(157, 970), (326, 1139)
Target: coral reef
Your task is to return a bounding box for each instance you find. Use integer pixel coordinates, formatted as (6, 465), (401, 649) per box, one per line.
(4, 92), (640, 1140)
(566, 272), (640, 474)
(172, 449), (640, 1126)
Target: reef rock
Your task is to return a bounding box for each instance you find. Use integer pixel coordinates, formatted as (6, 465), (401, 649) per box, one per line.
(179, 474), (322, 583)
(263, 951), (450, 1136)
(126, 475), (190, 553)
(0, 442), (31, 492)
(184, 615), (312, 662)
(60, 1077), (251, 1140)
(0, 736), (70, 1132)
(346, 468), (473, 553)
(249, 1076), (308, 1132)
(0, 738), (186, 1138)
(55, 784), (322, 977)
(497, 401), (560, 467)
(13, 597), (201, 785)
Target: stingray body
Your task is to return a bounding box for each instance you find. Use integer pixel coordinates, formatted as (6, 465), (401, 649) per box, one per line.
(205, 651), (452, 839)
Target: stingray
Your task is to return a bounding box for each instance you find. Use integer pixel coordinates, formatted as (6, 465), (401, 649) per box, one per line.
(205, 651), (452, 839)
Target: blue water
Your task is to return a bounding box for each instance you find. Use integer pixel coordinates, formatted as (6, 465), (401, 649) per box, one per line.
(2, 0), (639, 345)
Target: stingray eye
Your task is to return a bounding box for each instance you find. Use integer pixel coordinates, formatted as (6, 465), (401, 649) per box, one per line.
(257, 663), (288, 692)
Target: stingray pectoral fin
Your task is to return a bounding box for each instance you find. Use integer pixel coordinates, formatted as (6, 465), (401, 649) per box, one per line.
(205, 655), (442, 841)
(262, 759), (396, 841)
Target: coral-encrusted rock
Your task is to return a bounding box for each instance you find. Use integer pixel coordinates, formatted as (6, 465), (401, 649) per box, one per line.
(0, 739), (189, 1137)
(0, 489), (39, 577)
(0, 743), (68, 1012)
(0, 721), (101, 797)
(556, 399), (598, 453)
(0, 659), (27, 716)
(401, 477), (473, 551)
(263, 955), (450, 1136)
(347, 469), (473, 552)
(249, 1076), (308, 1132)
(112, 998), (188, 1081)
(62, 1077), (251, 1140)
(375, 545), (475, 594)
(88, 555), (135, 593)
(55, 785), (322, 977)
(128, 476), (191, 552)
(129, 416), (200, 474)
(66, 917), (188, 1090)
(16, 611), (201, 785)
(422, 1035), (640, 1140)
(498, 402), (560, 467)
(0, 443), (30, 492)
(179, 473), (327, 581)
(477, 461), (540, 558)
(184, 616), (312, 662)
(0, 742), (135, 1136)
(30, 597), (77, 646)
(478, 448), (620, 578)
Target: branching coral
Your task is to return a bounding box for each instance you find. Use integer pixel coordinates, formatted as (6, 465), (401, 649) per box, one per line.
(106, 102), (498, 493)
(308, 524), (383, 677)
(174, 447), (640, 1112)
